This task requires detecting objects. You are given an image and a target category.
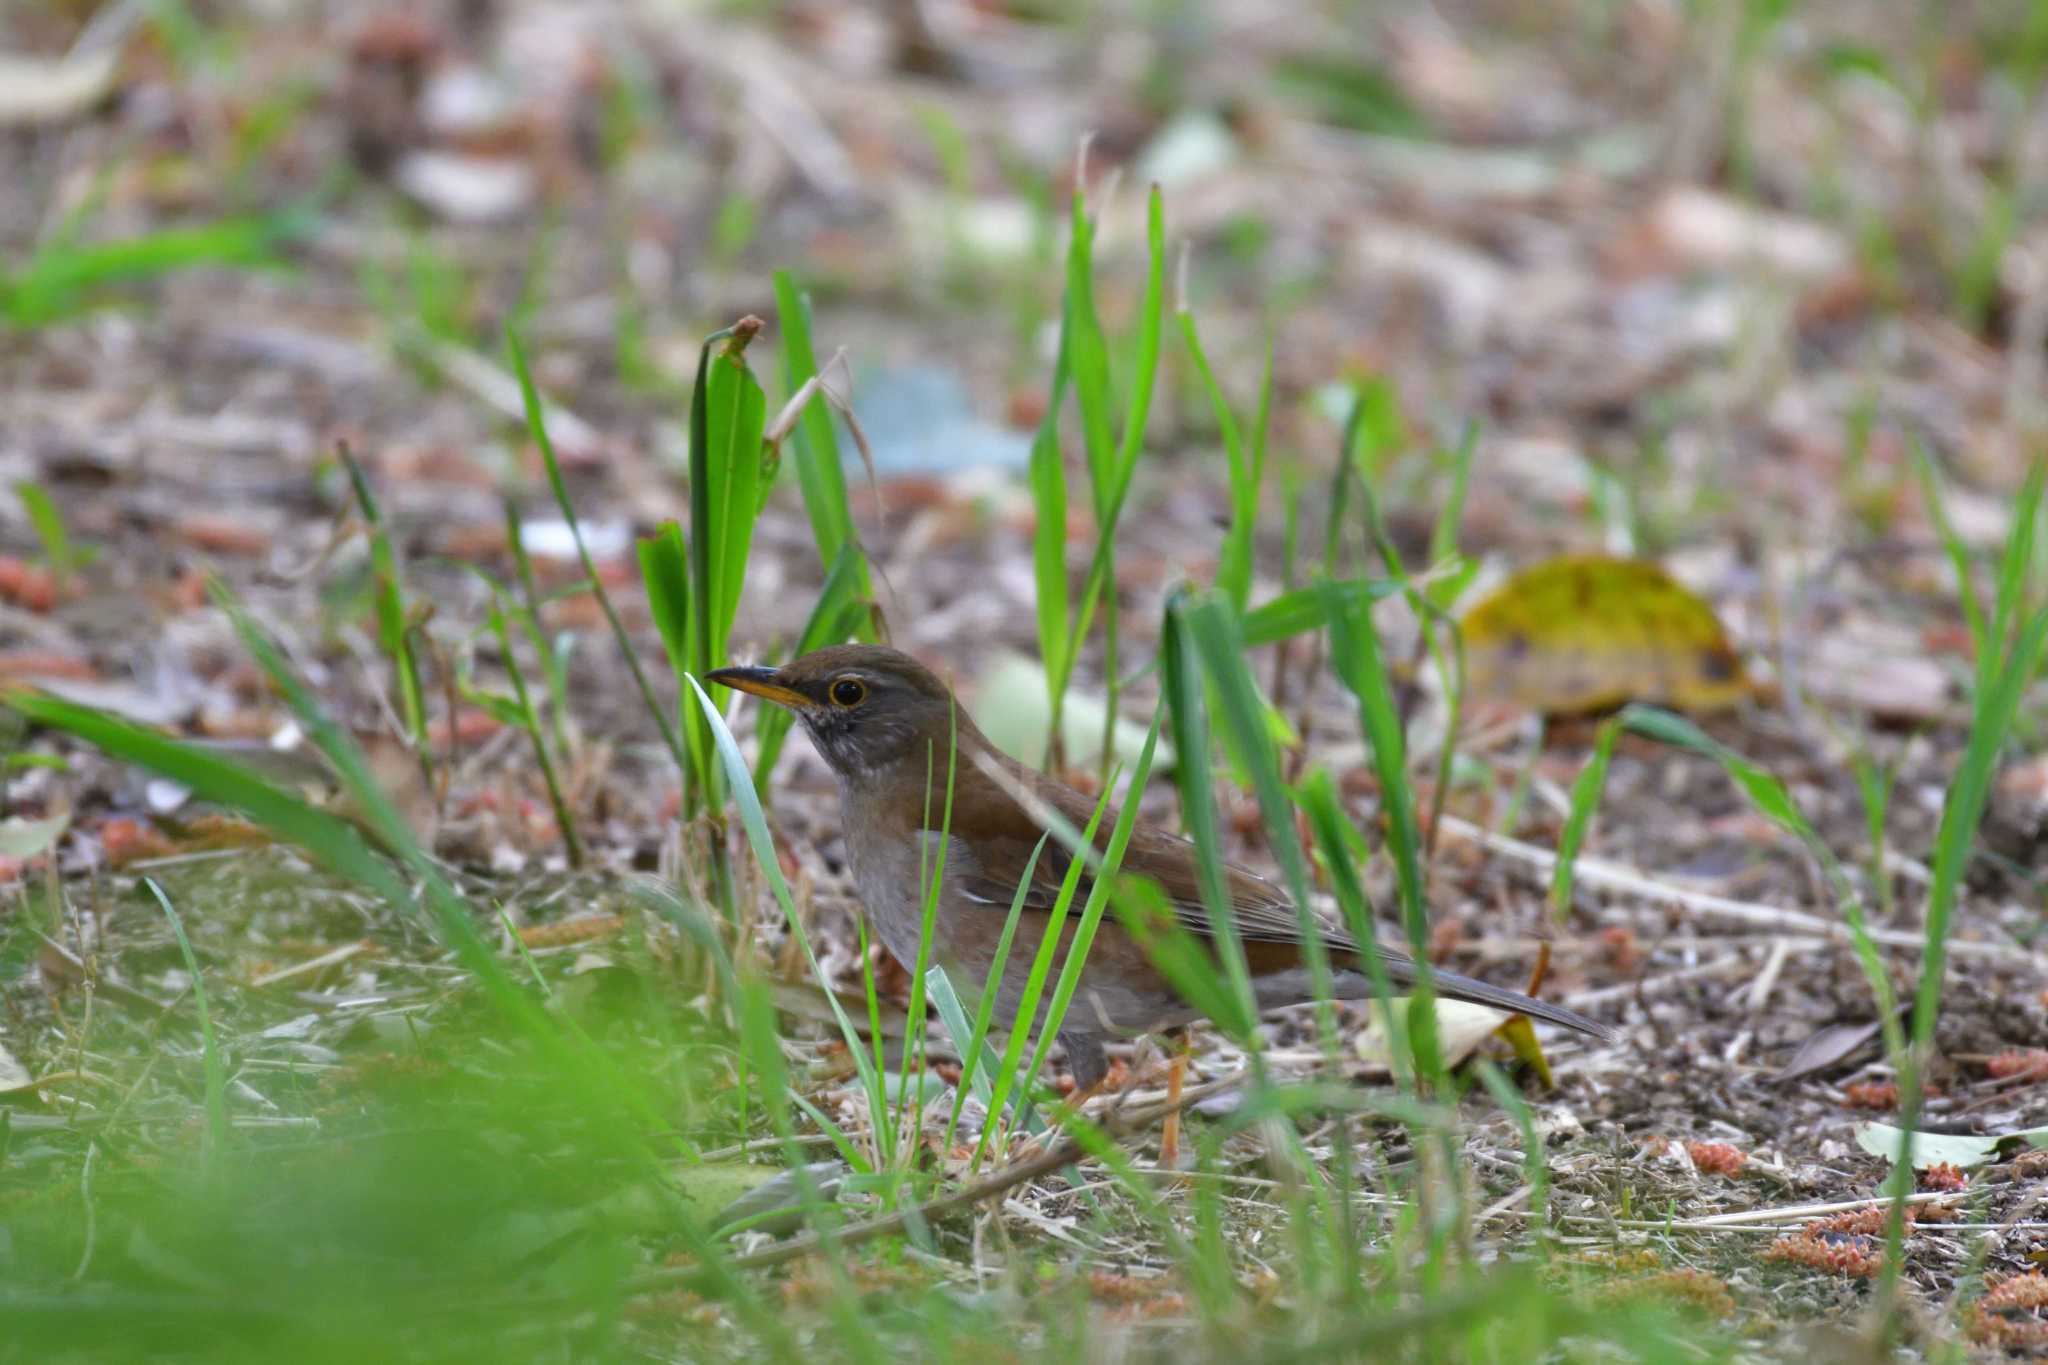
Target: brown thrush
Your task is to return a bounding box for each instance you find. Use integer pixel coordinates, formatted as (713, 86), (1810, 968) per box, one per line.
(711, 645), (1612, 1103)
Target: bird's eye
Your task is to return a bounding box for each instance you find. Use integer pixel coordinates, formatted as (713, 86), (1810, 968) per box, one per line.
(829, 677), (867, 707)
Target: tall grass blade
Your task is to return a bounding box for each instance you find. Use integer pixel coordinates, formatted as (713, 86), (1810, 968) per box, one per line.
(1317, 578), (1444, 1082)
(503, 499), (572, 754)
(942, 834), (1051, 1149)
(1883, 596), (2048, 1304)
(1911, 437), (1987, 666)
(509, 330), (688, 781)
(1, 208), (305, 328)
(895, 704), (962, 1154)
(1181, 593), (1337, 1052)
(752, 542), (869, 789)
(1240, 577), (1400, 648)
(972, 783), (1118, 1165)
(1064, 188), (1115, 498)
(485, 598), (583, 865)
(1031, 303), (1076, 765)
(1158, 589), (1259, 1033)
(1619, 705), (1902, 1067)
(1981, 457), (2045, 693)
(1549, 716), (1623, 919)
(144, 877), (226, 1169)
(638, 521), (709, 800)
(1178, 308), (1270, 612)
(1017, 714), (1164, 1095)
(1090, 186), (1168, 775)
(1296, 767), (1409, 1087)
(341, 450), (429, 765)
(771, 270), (865, 597)
(688, 674), (892, 1167)
(13, 481), (79, 589)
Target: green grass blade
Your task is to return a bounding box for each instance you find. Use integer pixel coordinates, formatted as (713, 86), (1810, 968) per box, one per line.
(972, 785), (1116, 1166)
(1031, 302), (1076, 764)
(1474, 1060), (1549, 1256)
(701, 341), (771, 656)
(1240, 578), (1401, 648)
(1316, 577), (1444, 1082)
(486, 599), (583, 865)
(13, 482), (78, 588)
(895, 704), (962, 1155)
(503, 500), (571, 753)
(772, 270), (864, 591)
(941, 828), (1053, 1147)
(687, 673), (891, 1166)
(1426, 420), (1478, 575)
(1910, 437), (1987, 667)
(143, 877), (226, 1169)
(1179, 307), (1258, 610)
(1159, 589), (1258, 1034)
(752, 542), (868, 788)
(1091, 187), (1169, 774)
(637, 521), (710, 800)
(1317, 580), (1424, 937)
(1296, 767), (1409, 1087)
(1618, 704), (1900, 1053)
(1064, 190), (1115, 504)
(341, 450), (428, 761)
(509, 329), (689, 782)
(1182, 593), (1337, 1053)
(1883, 600), (2048, 1300)
(1018, 714), (1164, 1091)
(1058, 189), (1170, 768)
(1548, 716), (1623, 919)
(1983, 457), (2045, 690)
(1, 209), (305, 328)
(5, 689), (414, 908)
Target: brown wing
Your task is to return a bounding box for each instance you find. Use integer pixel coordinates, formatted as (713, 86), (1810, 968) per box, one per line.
(942, 750), (1356, 951)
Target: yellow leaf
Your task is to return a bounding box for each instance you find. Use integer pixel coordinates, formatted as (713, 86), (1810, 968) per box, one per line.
(1462, 555), (1748, 715)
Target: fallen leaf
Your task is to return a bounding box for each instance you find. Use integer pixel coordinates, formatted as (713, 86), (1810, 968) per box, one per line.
(1855, 1122), (2048, 1170)
(1647, 186), (1852, 281)
(0, 813), (68, 860)
(1355, 997), (1533, 1072)
(0, 46), (120, 126)
(971, 651), (1177, 775)
(0, 1041), (33, 1096)
(174, 515), (274, 556)
(1462, 555), (1748, 715)
(709, 1160), (847, 1238)
(1773, 1010), (1904, 1083)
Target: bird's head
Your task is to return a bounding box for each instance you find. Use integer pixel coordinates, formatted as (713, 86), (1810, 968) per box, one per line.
(709, 644), (969, 781)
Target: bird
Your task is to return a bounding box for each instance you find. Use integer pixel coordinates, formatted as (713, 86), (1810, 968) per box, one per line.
(710, 645), (1612, 1150)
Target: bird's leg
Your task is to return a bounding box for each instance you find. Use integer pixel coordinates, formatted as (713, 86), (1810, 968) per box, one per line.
(1159, 1029), (1191, 1170)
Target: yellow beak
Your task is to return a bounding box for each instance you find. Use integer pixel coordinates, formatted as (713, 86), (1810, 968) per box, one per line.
(705, 665), (810, 709)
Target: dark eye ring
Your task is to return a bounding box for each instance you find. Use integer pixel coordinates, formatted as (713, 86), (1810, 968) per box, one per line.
(829, 677), (866, 707)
